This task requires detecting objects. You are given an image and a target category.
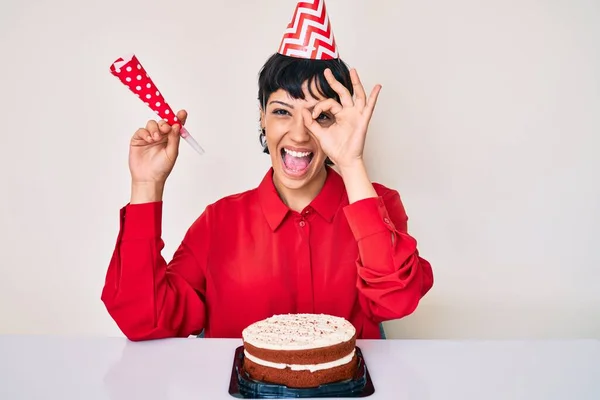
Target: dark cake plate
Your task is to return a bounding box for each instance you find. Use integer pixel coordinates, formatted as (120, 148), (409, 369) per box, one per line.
(228, 345), (375, 398)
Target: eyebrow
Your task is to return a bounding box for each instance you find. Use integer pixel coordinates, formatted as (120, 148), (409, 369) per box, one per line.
(268, 100), (317, 112)
(269, 100), (294, 109)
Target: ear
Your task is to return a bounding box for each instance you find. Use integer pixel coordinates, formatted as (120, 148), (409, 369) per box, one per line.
(259, 104), (265, 129)
(260, 110), (267, 129)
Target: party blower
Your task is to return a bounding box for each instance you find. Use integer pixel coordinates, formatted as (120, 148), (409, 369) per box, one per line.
(109, 54), (205, 155)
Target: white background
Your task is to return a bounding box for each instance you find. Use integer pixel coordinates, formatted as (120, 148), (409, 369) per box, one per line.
(0, 0), (598, 339)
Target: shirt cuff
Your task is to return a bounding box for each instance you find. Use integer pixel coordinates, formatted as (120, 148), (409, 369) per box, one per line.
(120, 201), (163, 241)
(343, 196), (395, 241)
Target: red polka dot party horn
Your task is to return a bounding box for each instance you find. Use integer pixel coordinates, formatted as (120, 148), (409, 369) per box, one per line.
(109, 53), (204, 155)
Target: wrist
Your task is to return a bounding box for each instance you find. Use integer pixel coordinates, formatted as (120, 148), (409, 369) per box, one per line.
(338, 159), (367, 178)
(130, 181), (165, 204)
(338, 161), (377, 204)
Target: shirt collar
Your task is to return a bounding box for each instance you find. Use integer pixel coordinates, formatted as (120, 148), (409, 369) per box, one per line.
(257, 166), (346, 231)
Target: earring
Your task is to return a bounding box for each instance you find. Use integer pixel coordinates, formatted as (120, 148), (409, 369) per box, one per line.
(259, 127), (267, 148)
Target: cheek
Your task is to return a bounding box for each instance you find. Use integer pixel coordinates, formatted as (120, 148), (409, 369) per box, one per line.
(265, 124), (285, 146)
(264, 131), (280, 158)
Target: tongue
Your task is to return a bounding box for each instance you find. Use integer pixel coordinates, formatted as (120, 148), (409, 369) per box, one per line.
(284, 153), (311, 171)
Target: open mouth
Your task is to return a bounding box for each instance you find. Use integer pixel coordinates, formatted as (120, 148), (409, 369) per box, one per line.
(280, 147), (314, 176)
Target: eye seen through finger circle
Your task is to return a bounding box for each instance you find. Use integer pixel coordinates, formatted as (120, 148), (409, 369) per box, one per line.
(316, 112), (334, 127)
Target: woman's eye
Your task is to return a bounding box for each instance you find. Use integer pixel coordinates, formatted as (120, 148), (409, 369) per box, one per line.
(316, 113), (334, 126)
(273, 109), (290, 116)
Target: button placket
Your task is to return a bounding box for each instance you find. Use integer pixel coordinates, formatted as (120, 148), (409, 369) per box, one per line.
(296, 212), (312, 312)
(299, 208), (311, 228)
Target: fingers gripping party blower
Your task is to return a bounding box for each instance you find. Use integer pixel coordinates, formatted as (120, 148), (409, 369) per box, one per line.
(109, 54), (205, 155)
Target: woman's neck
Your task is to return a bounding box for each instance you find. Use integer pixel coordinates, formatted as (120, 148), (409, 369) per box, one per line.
(274, 167), (328, 213)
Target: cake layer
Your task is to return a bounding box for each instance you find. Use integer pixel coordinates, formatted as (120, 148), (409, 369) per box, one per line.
(243, 335), (356, 365)
(244, 349), (355, 372)
(241, 313), (356, 351)
(243, 353), (358, 388)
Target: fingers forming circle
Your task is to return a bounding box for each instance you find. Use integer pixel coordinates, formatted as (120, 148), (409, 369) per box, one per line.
(312, 98), (343, 119)
(324, 68), (353, 108)
(350, 69), (367, 109)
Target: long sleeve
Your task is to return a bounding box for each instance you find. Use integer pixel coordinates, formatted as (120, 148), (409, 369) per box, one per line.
(342, 188), (433, 323)
(101, 202), (209, 341)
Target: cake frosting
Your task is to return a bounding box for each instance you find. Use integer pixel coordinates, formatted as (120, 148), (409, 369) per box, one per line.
(241, 313), (356, 350)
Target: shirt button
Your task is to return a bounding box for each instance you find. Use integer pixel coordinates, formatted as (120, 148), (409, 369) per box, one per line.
(299, 220), (306, 227)
(384, 218), (390, 224)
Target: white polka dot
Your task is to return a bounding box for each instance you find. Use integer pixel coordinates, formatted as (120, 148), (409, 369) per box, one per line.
(165, 109), (170, 114)
(137, 75), (142, 80)
(146, 94), (151, 99)
(144, 102), (149, 105)
(155, 91), (160, 96)
(136, 86), (141, 90)
(125, 77), (131, 82)
(137, 64), (141, 69)
(174, 116), (178, 121)
(155, 110), (160, 114)
(155, 102), (161, 107)
(126, 66), (132, 72)
(146, 83), (151, 88)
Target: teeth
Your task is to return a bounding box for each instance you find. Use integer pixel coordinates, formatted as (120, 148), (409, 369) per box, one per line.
(284, 148), (312, 158)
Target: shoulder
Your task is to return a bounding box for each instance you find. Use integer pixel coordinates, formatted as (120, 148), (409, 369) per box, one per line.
(183, 187), (259, 242)
(186, 169), (274, 234)
(202, 186), (261, 221)
(211, 187), (259, 208)
(181, 187), (259, 245)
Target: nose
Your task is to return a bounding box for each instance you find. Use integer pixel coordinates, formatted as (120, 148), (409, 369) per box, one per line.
(287, 114), (311, 143)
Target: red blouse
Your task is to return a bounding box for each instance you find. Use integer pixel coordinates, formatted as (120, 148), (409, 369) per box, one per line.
(101, 167), (433, 341)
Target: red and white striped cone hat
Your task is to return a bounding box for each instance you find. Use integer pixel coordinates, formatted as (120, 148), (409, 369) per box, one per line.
(278, 0), (339, 60)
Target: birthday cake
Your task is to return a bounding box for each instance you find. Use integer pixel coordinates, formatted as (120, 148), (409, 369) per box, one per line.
(241, 313), (358, 388)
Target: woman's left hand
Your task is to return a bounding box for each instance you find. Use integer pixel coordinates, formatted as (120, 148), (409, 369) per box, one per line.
(302, 68), (382, 170)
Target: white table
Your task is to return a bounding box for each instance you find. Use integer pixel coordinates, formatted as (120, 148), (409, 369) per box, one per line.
(0, 335), (598, 399)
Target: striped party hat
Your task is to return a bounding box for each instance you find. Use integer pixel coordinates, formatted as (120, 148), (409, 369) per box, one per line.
(278, 0), (339, 60)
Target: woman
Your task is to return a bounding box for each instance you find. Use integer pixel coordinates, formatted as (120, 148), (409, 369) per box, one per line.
(101, 3), (433, 342)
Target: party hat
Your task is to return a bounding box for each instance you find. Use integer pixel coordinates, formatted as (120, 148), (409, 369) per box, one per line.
(278, 0), (339, 60)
